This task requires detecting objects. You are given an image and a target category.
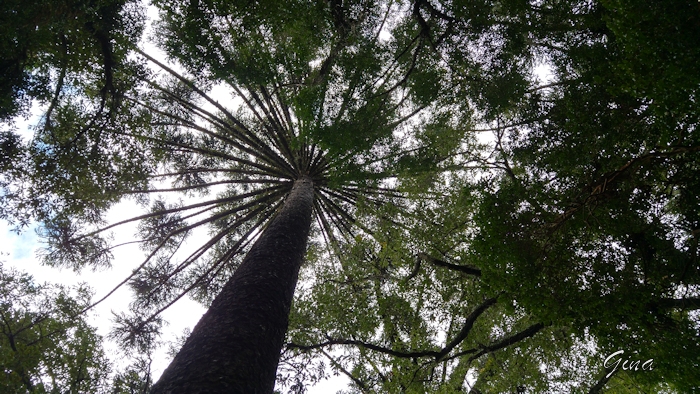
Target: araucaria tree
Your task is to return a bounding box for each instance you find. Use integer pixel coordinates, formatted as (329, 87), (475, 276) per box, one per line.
(3, 1), (474, 392)
(133, 2), (471, 391)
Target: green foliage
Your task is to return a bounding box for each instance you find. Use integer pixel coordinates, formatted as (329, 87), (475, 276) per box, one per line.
(286, 0), (700, 392)
(466, 0), (700, 391)
(0, 0), (151, 231)
(0, 263), (111, 393)
(0, 0), (145, 120)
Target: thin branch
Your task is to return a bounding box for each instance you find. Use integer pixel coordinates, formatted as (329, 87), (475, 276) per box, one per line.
(588, 365), (618, 394)
(116, 125), (293, 179)
(550, 145), (700, 230)
(319, 349), (371, 394)
(123, 179), (252, 195)
(77, 184), (288, 240)
(50, 187), (289, 328)
(287, 338), (440, 359)
(287, 299), (503, 365)
(138, 188), (287, 301)
(316, 193), (355, 238)
(137, 47), (293, 173)
(138, 200), (281, 322)
(144, 80), (294, 173)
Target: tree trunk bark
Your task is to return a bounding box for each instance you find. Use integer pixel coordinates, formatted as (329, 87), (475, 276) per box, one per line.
(150, 176), (314, 394)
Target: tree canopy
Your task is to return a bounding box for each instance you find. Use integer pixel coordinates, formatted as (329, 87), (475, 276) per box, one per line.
(1, 0), (699, 392)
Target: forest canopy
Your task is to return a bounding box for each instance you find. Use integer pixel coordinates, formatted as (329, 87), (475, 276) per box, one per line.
(1, 0), (699, 392)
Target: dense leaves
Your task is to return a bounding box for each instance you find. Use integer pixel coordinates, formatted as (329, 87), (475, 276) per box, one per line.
(0, 0), (150, 230)
(284, 0), (700, 392)
(466, 0), (700, 391)
(0, 0), (144, 120)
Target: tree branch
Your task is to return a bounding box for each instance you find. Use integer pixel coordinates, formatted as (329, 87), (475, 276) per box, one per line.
(417, 252), (482, 277)
(287, 338), (440, 359)
(588, 365), (618, 394)
(288, 298), (500, 364)
(654, 297), (700, 310)
(550, 146), (700, 230)
(446, 322), (546, 362)
(319, 349), (371, 394)
(437, 297), (498, 360)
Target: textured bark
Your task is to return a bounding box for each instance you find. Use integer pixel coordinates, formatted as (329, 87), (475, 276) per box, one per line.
(151, 176), (314, 394)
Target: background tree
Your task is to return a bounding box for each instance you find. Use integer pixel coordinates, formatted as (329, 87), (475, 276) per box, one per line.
(468, 0), (700, 391)
(0, 262), (111, 393)
(0, 0), (143, 120)
(280, 0), (700, 392)
(0, 0), (149, 232)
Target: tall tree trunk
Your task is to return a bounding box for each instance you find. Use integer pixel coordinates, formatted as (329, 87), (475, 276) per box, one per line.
(150, 176), (314, 393)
